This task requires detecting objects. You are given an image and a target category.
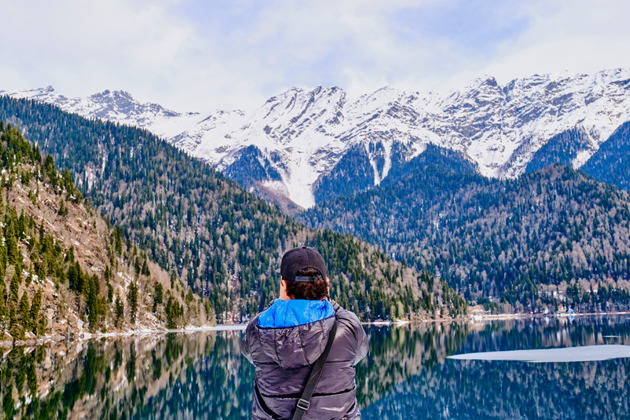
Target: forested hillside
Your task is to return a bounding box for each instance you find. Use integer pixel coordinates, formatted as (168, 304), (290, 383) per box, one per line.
(0, 123), (210, 342)
(582, 120), (630, 191)
(525, 128), (590, 174)
(0, 97), (465, 321)
(302, 146), (630, 313)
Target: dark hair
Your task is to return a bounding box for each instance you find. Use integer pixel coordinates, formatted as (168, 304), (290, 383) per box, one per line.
(285, 268), (329, 300)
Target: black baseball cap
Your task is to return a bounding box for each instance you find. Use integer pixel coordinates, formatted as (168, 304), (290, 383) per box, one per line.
(280, 247), (328, 282)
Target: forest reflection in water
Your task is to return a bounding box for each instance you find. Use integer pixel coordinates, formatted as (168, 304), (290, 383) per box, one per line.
(0, 316), (629, 419)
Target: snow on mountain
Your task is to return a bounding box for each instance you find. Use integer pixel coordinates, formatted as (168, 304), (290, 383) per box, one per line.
(0, 85), (203, 138)
(3, 68), (630, 209)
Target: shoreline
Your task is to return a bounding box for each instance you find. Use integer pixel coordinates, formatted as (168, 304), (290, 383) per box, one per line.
(362, 311), (630, 326)
(0, 324), (246, 349)
(469, 311), (630, 321)
(3, 311), (629, 349)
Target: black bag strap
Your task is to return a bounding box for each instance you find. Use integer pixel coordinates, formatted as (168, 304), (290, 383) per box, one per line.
(292, 316), (338, 420)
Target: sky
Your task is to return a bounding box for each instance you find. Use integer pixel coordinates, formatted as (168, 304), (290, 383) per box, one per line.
(1, 0), (630, 112)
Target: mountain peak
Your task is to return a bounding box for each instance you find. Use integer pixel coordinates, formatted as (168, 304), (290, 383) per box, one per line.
(89, 89), (135, 102)
(471, 75), (498, 86)
(6, 68), (630, 208)
(269, 85), (346, 102)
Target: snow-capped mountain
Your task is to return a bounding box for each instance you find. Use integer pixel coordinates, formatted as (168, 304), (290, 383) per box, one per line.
(4, 68), (630, 210)
(1, 86), (207, 138)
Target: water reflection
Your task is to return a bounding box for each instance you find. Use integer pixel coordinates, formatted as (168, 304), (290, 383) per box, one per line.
(0, 316), (628, 419)
(362, 316), (630, 420)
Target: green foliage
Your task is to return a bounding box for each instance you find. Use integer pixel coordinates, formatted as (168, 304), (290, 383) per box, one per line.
(477, 296), (500, 313)
(67, 262), (85, 293)
(115, 295), (124, 327)
(18, 293), (30, 331)
(0, 125), (41, 170)
(165, 296), (183, 329)
(0, 282), (7, 329)
(153, 282), (163, 313)
(127, 282), (138, 324)
(58, 199), (68, 216)
(86, 275), (101, 329)
(313, 144), (376, 202)
(30, 289), (42, 334)
(111, 226), (123, 256)
(5, 220), (18, 265)
(9, 272), (20, 303)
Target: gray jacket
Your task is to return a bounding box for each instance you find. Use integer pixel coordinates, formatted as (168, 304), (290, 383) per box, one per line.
(241, 300), (369, 419)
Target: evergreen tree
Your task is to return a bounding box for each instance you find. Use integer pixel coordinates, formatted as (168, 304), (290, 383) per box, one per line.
(0, 282), (6, 328)
(115, 295), (124, 327)
(9, 272), (20, 303)
(5, 221), (18, 265)
(30, 289), (42, 334)
(127, 282), (138, 324)
(86, 275), (100, 328)
(18, 293), (30, 331)
(153, 282), (163, 313)
(58, 199), (68, 216)
(165, 296), (179, 329)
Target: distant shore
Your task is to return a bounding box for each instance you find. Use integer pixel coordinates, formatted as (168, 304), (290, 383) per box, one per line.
(362, 311), (630, 326)
(3, 311), (630, 348)
(468, 311), (630, 321)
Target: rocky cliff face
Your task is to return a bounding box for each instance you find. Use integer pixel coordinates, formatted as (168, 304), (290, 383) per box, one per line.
(5, 68), (630, 209)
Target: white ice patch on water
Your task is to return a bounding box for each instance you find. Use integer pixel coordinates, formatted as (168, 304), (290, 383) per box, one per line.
(448, 345), (630, 363)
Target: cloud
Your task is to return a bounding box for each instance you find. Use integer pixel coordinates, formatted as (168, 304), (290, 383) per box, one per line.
(0, 0), (196, 107)
(480, 0), (630, 85)
(1, 0), (629, 111)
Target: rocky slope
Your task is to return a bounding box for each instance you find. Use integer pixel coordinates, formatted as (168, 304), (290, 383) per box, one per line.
(0, 123), (212, 345)
(4, 68), (630, 209)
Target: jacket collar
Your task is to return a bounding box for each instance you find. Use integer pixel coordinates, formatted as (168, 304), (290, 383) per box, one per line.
(257, 299), (335, 328)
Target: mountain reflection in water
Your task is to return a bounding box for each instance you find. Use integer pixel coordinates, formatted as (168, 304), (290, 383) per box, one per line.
(0, 316), (628, 419)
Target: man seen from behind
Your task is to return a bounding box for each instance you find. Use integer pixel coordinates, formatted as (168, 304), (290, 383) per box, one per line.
(241, 246), (369, 419)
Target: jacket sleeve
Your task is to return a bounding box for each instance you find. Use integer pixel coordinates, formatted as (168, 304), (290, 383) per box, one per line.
(353, 320), (368, 366)
(240, 335), (252, 363)
(346, 312), (369, 365)
(240, 318), (256, 364)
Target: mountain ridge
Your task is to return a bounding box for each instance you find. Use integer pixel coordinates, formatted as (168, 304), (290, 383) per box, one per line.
(4, 67), (630, 209)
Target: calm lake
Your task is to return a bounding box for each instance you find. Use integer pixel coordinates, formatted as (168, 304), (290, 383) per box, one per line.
(2, 316), (630, 419)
